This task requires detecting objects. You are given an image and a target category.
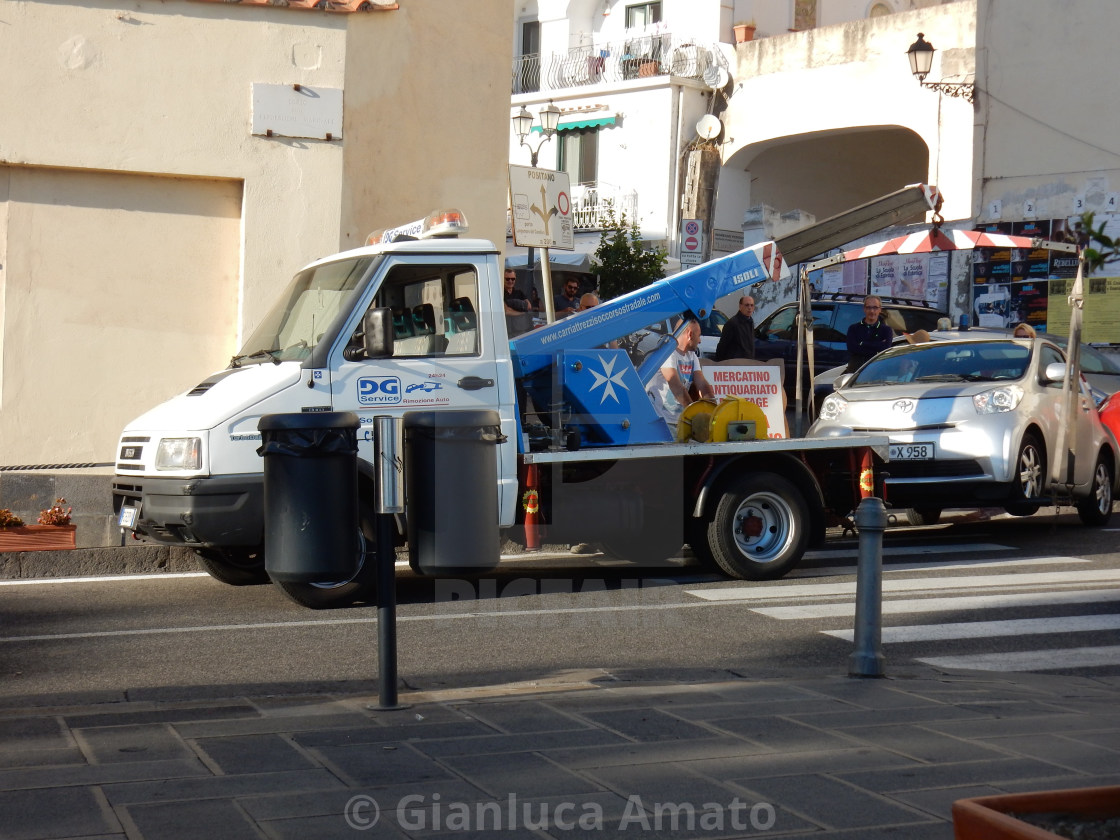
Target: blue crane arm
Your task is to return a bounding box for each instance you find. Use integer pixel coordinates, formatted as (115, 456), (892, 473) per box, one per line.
(510, 242), (783, 378)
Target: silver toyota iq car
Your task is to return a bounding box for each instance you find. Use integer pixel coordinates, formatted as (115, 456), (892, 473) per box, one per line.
(808, 335), (1118, 525)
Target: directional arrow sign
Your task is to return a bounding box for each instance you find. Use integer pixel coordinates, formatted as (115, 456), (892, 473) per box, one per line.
(508, 165), (574, 250)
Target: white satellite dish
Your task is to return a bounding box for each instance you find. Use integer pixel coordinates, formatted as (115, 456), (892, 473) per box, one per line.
(702, 64), (730, 90)
(696, 114), (721, 140)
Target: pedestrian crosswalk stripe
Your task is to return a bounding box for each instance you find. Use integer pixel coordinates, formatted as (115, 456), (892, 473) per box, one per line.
(824, 614), (1120, 643)
(793, 556), (1089, 578)
(803, 542), (1011, 559)
(686, 569), (1120, 602)
(752, 588), (1120, 619)
(918, 645), (1120, 672)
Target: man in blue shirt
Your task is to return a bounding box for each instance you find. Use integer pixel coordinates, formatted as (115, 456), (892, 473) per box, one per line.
(554, 277), (581, 318)
(845, 295), (893, 372)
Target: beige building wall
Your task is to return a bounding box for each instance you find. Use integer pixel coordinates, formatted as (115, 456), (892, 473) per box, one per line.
(340, 1), (513, 252)
(0, 0), (512, 467)
(975, 0), (1120, 224)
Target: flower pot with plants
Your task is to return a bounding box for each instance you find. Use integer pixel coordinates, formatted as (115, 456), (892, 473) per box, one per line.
(952, 785), (1120, 840)
(0, 499), (77, 552)
(733, 21), (757, 44)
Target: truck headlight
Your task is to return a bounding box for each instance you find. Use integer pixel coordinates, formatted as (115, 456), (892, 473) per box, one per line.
(973, 385), (1024, 414)
(155, 437), (202, 470)
(819, 393), (848, 422)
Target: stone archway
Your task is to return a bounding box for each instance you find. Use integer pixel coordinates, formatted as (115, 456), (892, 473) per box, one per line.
(725, 126), (930, 223)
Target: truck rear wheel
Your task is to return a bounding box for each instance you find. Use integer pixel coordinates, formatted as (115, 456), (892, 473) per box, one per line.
(707, 472), (809, 580)
(194, 548), (269, 586)
(273, 499), (378, 609)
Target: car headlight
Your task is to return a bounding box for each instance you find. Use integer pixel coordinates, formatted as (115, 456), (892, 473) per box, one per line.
(819, 393), (849, 422)
(973, 385), (1024, 414)
(155, 437), (202, 470)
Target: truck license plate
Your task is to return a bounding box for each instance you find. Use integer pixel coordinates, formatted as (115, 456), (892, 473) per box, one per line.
(889, 443), (934, 460)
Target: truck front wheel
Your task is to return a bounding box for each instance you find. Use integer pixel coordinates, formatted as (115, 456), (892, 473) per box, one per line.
(707, 472), (809, 580)
(273, 499), (379, 609)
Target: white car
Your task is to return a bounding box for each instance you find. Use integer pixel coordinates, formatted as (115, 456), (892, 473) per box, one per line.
(808, 334), (1118, 525)
(624, 311), (727, 364)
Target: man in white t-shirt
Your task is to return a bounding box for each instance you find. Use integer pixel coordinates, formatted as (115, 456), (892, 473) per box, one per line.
(647, 318), (714, 432)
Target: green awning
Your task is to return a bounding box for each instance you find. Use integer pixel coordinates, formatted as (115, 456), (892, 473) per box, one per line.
(532, 115), (617, 132)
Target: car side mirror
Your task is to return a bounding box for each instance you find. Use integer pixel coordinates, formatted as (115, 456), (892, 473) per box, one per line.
(834, 373), (853, 390)
(1043, 361), (1067, 384)
(344, 307), (394, 360)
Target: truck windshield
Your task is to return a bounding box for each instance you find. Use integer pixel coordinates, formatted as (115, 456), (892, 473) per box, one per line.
(232, 257), (375, 367)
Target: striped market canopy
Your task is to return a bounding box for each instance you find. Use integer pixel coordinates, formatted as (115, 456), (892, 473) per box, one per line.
(805, 228), (1078, 271)
(841, 228), (1079, 259)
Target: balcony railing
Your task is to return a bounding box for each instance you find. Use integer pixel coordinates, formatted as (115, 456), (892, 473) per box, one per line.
(513, 32), (725, 94)
(570, 183), (638, 231)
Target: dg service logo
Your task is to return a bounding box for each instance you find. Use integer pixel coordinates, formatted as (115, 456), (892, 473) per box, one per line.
(358, 376), (403, 406)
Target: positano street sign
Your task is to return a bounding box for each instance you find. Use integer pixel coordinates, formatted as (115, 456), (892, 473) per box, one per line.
(508, 165), (574, 250)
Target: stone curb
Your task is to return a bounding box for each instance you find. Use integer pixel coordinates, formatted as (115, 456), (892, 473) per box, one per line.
(0, 545), (200, 579)
(0, 541), (571, 580)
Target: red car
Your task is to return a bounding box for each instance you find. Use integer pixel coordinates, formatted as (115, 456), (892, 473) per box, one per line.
(1100, 391), (1120, 445)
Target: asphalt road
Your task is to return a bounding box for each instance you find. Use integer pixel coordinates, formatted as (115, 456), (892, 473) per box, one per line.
(2, 509), (1119, 705)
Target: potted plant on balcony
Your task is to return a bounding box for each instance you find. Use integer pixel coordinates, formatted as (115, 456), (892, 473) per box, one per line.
(0, 498), (77, 551)
(952, 785), (1120, 839)
(733, 20), (757, 44)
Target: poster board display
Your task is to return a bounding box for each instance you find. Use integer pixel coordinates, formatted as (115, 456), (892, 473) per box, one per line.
(970, 216), (1120, 338)
(1047, 276), (1120, 344)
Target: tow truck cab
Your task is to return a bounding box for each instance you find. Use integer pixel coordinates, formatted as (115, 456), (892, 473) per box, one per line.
(113, 210), (521, 557)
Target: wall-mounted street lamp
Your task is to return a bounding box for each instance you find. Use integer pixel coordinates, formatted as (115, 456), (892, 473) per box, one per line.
(906, 33), (975, 104)
(512, 100), (562, 166)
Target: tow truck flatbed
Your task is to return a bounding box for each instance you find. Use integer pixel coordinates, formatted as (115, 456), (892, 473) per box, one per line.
(521, 434), (890, 464)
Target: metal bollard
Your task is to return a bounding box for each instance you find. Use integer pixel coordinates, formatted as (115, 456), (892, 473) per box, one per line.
(373, 416), (408, 711)
(849, 496), (888, 677)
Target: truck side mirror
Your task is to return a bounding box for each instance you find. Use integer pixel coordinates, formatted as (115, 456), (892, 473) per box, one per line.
(344, 307), (394, 360)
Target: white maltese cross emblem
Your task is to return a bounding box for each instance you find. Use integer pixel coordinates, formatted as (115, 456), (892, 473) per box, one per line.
(588, 354), (630, 404)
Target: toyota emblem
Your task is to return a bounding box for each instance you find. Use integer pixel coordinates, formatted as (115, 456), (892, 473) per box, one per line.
(892, 399), (915, 412)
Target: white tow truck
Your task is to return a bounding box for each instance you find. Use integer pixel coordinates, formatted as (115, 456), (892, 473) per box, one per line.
(113, 188), (941, 608)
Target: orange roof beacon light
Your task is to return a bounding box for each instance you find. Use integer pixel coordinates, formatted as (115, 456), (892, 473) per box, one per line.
(421, 208), (469, 239)
(365, 208), (469, 246)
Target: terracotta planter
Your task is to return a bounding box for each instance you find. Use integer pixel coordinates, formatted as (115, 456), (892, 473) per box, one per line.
(733, 24), (756, 44)
(0, 525), (77, 552)
(952, 785), (1120, 839)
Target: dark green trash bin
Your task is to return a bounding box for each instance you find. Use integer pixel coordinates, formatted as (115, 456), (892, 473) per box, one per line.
(404, 410), (505, 575)
(257, 412), (360, 583)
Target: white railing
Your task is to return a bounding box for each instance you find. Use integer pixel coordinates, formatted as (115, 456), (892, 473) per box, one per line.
(569, 183), (638, 231)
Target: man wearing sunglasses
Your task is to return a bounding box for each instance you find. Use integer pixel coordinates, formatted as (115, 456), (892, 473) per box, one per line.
(554, 277), (581, 318)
